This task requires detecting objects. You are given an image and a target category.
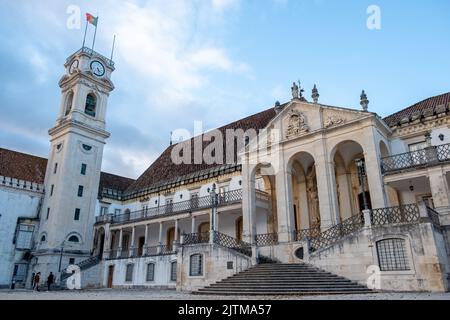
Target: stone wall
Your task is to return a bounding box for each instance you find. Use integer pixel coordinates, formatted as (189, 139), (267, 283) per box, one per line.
(304, 223), (449, 292)
(177, 244), (252, 292)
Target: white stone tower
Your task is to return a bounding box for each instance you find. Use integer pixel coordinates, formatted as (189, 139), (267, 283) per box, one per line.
(32, 47), (115, 278)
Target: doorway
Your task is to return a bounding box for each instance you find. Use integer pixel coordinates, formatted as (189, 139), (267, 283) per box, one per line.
(107, 265), (114, 288)
(138, 237), (145, 257)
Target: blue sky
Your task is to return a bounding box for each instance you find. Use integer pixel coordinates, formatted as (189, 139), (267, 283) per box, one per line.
(0, 0), (449, 178)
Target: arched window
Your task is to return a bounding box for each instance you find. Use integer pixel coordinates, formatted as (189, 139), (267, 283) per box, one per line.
(65, 91), (74, 116)
(146, 263), (155, 282)
(40, 234), (47, 242)
(68, 235), (80, 243)
(376, 238), (410, 271)
(189, 254), (203, 276)
(84, 93), (97, 117)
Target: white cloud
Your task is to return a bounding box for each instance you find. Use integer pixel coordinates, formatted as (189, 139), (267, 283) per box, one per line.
(212, 0), (239, 11)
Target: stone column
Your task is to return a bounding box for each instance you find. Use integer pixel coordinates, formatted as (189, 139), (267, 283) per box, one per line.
(242, 161), (257, 245)
(314, 152), (340, 229)
(117, 228), (123, 258)
(130, 226), (136, 257)
(215, 213), (220, 232)
(336, 173), (353, 220)
(428, 167), (450, 216)
(158, 222), (163, 254)
(191, 216), (196, 234)
(102, 224), (112, 260)
(275, 162), (295, 242)
(363, 140), (388, 209)
(174, 219), (179, 243)
(144, 224), (149, 246)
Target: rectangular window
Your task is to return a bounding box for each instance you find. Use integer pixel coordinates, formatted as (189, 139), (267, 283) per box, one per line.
(54, 163), (58, 174)
(78, 186), (84, 197)
(15, 224), (34, 250)
(69, 258), (75, 265)
(170, 262), (177, 282)
(114, 209), (121, 216)
(189, 254), (203, 276)
(46, 208), (50, 220)
(81, 164), (87, 175)
(377, 239), (410, 271)
(74, 209), (81, 221)
(50, 185), (54, 196)
(125, 264), (134, 282)
(146, 263), (155, 282)
(100, 207), (108, 216)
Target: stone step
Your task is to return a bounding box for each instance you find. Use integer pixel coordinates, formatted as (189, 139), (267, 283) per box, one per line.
(195, 263), (372, 296)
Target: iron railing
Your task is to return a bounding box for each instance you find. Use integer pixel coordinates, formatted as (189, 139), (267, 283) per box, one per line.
(309, 213), (365, 253)
(426, 207), (441, 228)
(371, 204), (420, 226)
(68, 47), (115, 67)
(292, 228), (321, 242)
(212, 231), (252, 257)
(255, 233), (279, 247)
(106, 245), (178, 260)
(381, 143), (450, 173)
(95, 214), (113, 224)
(61, 255), (101, 281)
(183, 233), (210, 245)
(110, 189), (269, 225)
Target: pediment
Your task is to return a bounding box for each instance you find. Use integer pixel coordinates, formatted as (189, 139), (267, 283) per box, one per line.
(265, 100), (371, 141)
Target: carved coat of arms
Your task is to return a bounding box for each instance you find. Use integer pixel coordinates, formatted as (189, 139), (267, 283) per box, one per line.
(286, 109), (309, 138)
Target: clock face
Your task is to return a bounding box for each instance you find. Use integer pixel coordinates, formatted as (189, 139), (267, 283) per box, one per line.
(69, 60), (79, 74)
(90, 60), (105, 77)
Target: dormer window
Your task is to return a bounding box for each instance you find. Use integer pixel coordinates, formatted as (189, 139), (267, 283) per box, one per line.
(85, 93), (97, 117)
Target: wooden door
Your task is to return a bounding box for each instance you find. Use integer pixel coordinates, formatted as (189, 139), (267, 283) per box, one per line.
(107, 265), (114, 288)
(236, 217), (243, 242)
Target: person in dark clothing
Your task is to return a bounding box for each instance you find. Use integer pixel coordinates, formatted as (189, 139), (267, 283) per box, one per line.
(47, 272), (54, 291)
(34, 272), (41, 291)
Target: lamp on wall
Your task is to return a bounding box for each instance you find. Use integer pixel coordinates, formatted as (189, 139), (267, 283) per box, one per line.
(439, 134), (445, 142)
(409, 181), (415, 192)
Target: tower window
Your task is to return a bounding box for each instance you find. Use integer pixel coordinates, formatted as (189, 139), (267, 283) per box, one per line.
(81, 164), (87, 175)
(40, 234), (46, 242)
(85, 93), (97, 117)
(74, 209), (81, 221)
(54, 163), (58, 174)
(65, 91), (74, 116)
(46, 208), (50, 220)
(50, 185), (54, 196)
(78, 186), (84, 197)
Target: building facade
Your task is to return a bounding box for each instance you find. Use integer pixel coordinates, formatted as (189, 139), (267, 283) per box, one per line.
(0, 48), (450, 293)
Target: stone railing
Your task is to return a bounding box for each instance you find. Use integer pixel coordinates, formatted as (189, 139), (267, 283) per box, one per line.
(381, 143), (450, 173)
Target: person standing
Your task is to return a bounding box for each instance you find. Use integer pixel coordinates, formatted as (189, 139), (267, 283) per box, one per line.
(47, 272), (54, 291)
(34, 272), (41, 292)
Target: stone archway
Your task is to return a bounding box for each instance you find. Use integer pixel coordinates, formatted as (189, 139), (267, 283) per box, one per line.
(331, 140), (371, 215)
(288, 152), (320, 231)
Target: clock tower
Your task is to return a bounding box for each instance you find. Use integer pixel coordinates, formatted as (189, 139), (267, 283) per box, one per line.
(32, 47), (115, 278)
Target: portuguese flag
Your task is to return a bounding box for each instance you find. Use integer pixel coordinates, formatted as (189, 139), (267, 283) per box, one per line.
(86, 13), (98, 27)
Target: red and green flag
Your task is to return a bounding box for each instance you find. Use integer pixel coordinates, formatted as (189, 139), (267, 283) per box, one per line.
(86, 13), (98, 27)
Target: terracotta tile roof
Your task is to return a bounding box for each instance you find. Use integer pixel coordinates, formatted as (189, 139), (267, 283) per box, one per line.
(0, 148), (134, 194)
(384, 92), (450, 127)
(99, 172), (135, 194)
(125, 107), (277, 194)
(0, 148), (47, 184)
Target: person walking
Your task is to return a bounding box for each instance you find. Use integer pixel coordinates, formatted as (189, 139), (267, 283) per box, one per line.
(47, 272), (54, 291)
(34, 272), (41, 292)
(31, 272), (35, 290)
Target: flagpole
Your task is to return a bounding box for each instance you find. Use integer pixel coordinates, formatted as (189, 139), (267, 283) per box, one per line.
(91, 16), (98, 53)
(82, 20), (88, 49)
(110, 35), (116, 62)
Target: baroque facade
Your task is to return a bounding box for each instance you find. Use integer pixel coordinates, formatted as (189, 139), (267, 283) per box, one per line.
(1, 47), (450, 293)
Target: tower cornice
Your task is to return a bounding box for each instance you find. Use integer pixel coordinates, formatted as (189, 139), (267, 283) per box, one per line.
(49, 118), (111, 141)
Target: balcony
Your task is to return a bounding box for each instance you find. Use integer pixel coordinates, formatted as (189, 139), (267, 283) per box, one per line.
(381, 143), (450, 174)
(105, 245), (177, 260)
(109, 189), (270, 226)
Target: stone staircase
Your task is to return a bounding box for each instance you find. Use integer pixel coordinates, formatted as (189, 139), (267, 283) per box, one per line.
(195, 263), (372, 296)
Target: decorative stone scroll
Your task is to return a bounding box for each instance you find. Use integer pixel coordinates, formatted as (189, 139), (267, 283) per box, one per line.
(324, 114), (346, 129)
